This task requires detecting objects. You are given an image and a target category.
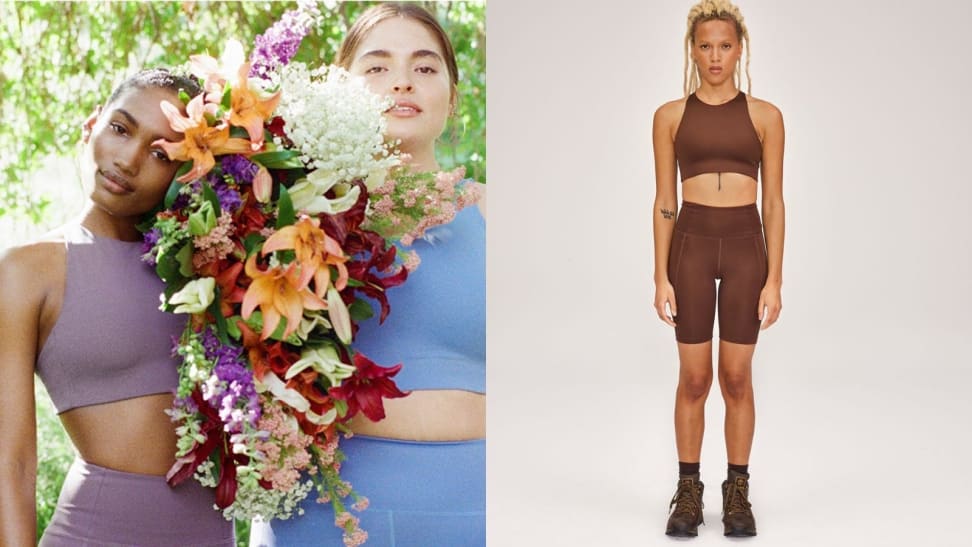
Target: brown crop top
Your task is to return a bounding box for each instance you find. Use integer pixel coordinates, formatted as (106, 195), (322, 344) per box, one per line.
(674, 91), (762, 182)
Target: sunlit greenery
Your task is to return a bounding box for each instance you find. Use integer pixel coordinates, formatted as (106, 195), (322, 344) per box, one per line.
(0, 0), (485, 223)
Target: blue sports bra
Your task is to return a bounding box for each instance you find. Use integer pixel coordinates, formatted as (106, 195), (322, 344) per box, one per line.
(352, 203), (485, 393)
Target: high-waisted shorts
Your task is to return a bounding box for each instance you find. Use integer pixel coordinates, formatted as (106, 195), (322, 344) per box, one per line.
(668, 201), (767, 344)
(39, 457), (235, 547)
(248, 435), (486, 547)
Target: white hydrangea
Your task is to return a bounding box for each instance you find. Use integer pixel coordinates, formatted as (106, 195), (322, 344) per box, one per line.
(276, 62), (399, 183)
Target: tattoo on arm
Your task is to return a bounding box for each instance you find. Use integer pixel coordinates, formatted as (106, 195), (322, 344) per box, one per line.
(661, 208), (675, 220)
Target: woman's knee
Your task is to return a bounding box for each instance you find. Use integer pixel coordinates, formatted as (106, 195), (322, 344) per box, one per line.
(678, 371), (713, 401)
(718, 367), (752, 401)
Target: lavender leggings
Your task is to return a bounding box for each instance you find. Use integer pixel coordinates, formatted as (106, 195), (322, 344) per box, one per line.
(39, 457), (235, 547)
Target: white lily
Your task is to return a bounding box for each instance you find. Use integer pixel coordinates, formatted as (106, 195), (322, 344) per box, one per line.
(168, 277), (216, 314)
(305, 407), (338, 426)
(289, 169), (361, 215)
(255, 372), (309, 413)
(284, 342), (355, 386)
(327, 286), (352, 344)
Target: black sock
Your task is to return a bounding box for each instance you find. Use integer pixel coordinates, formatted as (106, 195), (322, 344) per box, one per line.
(728, 463), (749, 475)
(679, 461), (700, 476)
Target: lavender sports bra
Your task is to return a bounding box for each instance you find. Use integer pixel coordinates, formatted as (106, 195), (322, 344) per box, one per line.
(35, 225), (183, 413)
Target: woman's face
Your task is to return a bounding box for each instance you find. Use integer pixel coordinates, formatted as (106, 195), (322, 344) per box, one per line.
(348, 16), (453, 154)
(692, 19), (743, 87)
(81, 86), (185, 218)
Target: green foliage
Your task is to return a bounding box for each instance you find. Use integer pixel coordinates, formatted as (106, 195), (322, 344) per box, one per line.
(0, 1), (485, 224)
(34, 384), (73, 538)
(15, 2), (484, 541)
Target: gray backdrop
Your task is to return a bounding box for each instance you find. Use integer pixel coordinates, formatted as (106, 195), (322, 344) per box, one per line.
(488, 0), (972, 545)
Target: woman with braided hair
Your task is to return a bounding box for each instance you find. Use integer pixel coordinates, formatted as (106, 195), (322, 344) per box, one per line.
(652, 0), (784, 538)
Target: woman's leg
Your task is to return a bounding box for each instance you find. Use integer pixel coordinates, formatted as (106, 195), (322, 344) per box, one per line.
(674, 341), (714, 463)
(717, 340), (756, 465)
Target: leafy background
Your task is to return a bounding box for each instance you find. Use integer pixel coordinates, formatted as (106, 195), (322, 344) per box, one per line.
(0, 1), (484, 543)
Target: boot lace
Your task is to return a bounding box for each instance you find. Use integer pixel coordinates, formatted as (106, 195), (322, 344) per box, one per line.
(725, 479), (752, 516)
(669, 479), (703, 520)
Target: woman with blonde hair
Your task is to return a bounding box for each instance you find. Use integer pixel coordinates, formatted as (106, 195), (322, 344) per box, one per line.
(249, 3), (485, 546)
(652, 0), (784, 537)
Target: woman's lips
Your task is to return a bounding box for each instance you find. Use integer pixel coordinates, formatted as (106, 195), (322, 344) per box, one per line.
(99, 169), (134, 194)
(386, 101), (422, 117)
(708, 66), (723, 75)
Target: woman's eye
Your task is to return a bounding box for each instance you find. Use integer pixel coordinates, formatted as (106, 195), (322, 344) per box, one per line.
(110, 122), (127, 135)
(416, 66), (437, 74)
(365, 65), (386, 74)
(151, 149), (171, 162)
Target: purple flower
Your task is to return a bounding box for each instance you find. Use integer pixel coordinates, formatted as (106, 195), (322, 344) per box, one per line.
(141, 228), (161, 265)
(221, 155), (259, 184)
(198, 328), (262, 430)
(249, 7), (316, 79)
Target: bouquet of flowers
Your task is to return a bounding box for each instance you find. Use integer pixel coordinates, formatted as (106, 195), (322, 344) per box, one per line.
(138, 6), (479, 544)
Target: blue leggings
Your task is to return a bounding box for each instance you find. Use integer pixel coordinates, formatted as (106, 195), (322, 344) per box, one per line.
(249, 435), (485, 547)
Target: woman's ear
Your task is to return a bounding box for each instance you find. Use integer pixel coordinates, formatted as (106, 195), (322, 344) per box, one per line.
(81, 105), (102, 144)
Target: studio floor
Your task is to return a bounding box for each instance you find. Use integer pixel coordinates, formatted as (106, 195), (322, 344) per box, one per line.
(488, 329), (972, 546)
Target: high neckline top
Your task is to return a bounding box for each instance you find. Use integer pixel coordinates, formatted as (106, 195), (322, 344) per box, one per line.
(674, 91), (762, 182)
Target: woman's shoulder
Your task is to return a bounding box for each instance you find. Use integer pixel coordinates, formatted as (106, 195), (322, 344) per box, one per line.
(745, 94), (783, 122)
(0, 231), (69, 300)
(654, 97), (688, 121)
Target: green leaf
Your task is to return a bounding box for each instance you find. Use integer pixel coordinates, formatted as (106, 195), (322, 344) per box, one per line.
(225, 315), (242, 340)
(276, 185), (295, 228)
(348, 299), (374, 322)
(333, 398), (348, 417)
(200, 181), (222, 216)
(220, 83), (232, 110)
(229, 126), (250, 140)
(156, 251), (181, 282)
(250, 149), (304, 169)
(175, 242), (194, 277)
(243, 233), (264, 256)
(163, 177), (184, 209)
(207, 286), (229, 344)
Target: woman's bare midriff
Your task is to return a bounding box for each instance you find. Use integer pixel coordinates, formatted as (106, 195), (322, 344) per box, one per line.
(682, 172), (758, 207)
(348, 389), (486, 441)
(59, 393), (178, 476)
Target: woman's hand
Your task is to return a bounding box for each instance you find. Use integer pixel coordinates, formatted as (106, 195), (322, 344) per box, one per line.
(758, 282), (782, 330)
(654, 280), (678, 328)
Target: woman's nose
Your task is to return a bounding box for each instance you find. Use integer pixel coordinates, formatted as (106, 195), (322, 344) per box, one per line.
(114, 142), (140, 176)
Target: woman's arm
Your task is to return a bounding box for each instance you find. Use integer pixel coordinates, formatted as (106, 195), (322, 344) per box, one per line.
(756, 100), (785, 329)
(652, 101), (681, 327)
(0, 246), (46, 546)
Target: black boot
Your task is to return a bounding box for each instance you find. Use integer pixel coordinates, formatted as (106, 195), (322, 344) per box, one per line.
(666, 473), (704, 537)
(722, 470), (757, 536)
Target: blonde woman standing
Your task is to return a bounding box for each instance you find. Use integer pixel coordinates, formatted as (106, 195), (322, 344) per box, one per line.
(652, 0), (784, 537)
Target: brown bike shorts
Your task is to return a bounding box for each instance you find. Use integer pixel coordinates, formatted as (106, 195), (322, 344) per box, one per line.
(667, 201), (768, 344)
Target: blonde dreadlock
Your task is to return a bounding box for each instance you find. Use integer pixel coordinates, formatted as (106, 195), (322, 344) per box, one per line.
(683, 0), (751, 97)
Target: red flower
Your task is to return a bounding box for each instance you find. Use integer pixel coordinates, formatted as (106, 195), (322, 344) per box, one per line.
(328, 353), (409, 422)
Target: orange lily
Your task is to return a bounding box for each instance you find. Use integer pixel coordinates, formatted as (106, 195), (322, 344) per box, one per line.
(230, 61), (281, 151)
(155, 94), (252, 183)
(241, 253), (326, 340)
(261, 217), (349, 297)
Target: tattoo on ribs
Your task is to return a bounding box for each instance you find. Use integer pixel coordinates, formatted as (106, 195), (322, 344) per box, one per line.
(661, 208), (675, 220)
